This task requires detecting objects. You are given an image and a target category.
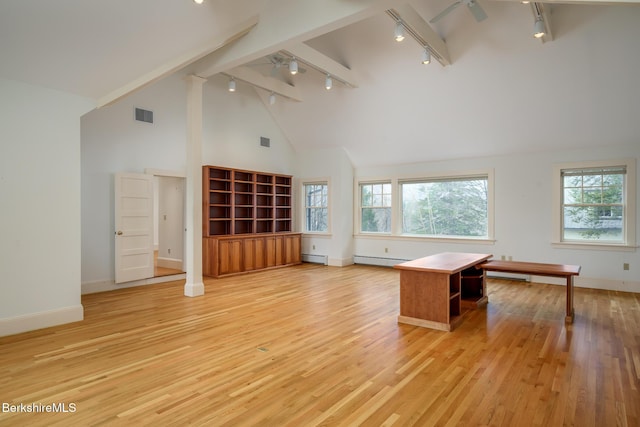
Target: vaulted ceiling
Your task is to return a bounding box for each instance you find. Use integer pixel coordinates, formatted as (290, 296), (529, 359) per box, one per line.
(2, 0), (639, 167)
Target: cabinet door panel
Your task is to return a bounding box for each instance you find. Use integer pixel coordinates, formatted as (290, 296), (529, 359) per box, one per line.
(284, 234), (301, 264)
(244, 238), (267, 271)
(218, 240), (242, 275)
(264, 237), (277, 267)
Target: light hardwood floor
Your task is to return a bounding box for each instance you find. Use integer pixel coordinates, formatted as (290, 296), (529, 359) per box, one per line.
(1, 263), (638, 426)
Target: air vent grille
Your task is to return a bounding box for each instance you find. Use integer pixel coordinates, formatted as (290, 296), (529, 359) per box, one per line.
(135, 108), (153, 124)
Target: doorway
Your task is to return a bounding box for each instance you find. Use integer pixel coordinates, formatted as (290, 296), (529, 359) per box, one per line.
(152, 172), (186, 277)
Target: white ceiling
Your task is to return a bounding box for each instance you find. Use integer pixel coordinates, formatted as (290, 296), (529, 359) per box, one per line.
(2, 0), (639, 167)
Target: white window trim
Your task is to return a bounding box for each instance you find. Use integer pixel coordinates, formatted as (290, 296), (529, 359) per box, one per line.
(301, 178), (331, 235)
(552, 158), (637, 250)
(355, 179), (394, 235)
(354, 169), (495, 242)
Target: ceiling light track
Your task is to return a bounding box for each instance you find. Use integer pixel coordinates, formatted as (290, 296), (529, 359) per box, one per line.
(386, 9), (445, 65)
(530, 2), (553, 42)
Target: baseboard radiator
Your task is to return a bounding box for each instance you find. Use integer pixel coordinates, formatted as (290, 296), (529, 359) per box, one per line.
(487, 272), (531, 281)
(302, 254), (328, 265)
(353, 255), (410, 268)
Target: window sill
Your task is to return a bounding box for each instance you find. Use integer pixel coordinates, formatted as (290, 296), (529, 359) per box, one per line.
(551, 241), (637, 252)
(302, 232), (332, 238)
(355, 233), (496, 245)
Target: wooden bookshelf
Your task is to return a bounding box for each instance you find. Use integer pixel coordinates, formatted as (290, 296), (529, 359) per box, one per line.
(202, 165), (300, 277)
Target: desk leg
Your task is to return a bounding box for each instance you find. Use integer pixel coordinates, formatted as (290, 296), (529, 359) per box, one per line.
(565, 276), (574, 323)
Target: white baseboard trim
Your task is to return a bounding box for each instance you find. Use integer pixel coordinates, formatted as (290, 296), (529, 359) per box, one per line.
(156, 257), (183, 269)
(184, 281), (205, 297)
(0, 305), (84, 337)
(500, 275), (640, 293)
(353, 255), (409, 268)
(82, 274), (186, 295)
(302, 254), (328, 265)
(328, 257), (354, 267)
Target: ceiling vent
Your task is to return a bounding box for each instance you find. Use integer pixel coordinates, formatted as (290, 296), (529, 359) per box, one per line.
(134, 108), (153, 124)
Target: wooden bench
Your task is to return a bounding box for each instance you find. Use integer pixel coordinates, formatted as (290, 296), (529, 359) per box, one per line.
(478, 260), (581, 323)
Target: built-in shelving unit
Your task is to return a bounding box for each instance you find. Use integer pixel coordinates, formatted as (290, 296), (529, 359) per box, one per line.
(202, 165), (300, 278)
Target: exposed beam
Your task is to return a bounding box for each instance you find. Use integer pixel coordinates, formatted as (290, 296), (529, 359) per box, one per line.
(388, 5), (451, 67)
(194, 0), (400, 78)
(284, 43), (358, 88)
(97, 15), (259, 108)
(225, 66), (303, 102)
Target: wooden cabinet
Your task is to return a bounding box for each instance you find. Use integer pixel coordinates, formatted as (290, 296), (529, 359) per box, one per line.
(202, 165), (300, 278)
(203, 234), (302, 278)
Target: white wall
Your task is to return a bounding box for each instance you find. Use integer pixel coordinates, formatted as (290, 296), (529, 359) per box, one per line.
(81, 72), (296, 291)
(295, 147), (354, 266)
(0, 77), (94, 336)
(353, 143), (640, 292)
(81, 74), (188, 289)
(202, 74), (297, 174)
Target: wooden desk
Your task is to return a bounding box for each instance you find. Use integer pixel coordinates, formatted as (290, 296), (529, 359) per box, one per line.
(394, 253), (492, 331)
(478, 260), (581, 323)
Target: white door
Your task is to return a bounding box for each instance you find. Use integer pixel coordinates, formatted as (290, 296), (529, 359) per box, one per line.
(114, 173), (154, 283)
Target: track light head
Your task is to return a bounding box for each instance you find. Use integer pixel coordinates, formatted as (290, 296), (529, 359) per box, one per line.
(289, 58), (298, 75)
(394, 21), (405, 42)
(269, 92), (276, 105)
(533, 18), (545, 38)
(228, 77), (236, 92)
(421, 48), (431, 65)
(325, 74), (333, 90)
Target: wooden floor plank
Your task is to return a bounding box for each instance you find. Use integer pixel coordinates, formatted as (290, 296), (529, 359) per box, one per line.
(0, 263), (639, 426)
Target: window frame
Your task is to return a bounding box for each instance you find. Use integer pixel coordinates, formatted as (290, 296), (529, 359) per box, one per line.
(399, 173), (492, 240)
(358, 180), (393, 234)
(301, 180), (330, 235)
(355, 170), (494, 243)
(552, 159), (636, 250)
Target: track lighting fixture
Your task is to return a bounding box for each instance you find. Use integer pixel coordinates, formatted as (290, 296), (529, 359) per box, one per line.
(421, 48), (431, 65)
(533, 18), (545, 38)
(289, 58), (298, 75)
(269, 92), (276, 105)
(394, 21), (405, 42)
(228, 77), (236, 92)
(325, 74), (333, 90)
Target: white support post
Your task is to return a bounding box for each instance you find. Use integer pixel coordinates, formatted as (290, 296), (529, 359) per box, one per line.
(184, 75), (207, 297)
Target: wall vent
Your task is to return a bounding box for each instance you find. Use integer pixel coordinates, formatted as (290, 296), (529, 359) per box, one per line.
(135, 108), (154, 124)
(260, 136), (270, 147)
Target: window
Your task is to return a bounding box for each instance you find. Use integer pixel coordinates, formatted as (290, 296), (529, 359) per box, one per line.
(304, 182), (328, 232)
(401, 175), (489, 238)
(360, 182), (392, 233)
(553, 159), (636, 248)
(560, 164), (629, 244)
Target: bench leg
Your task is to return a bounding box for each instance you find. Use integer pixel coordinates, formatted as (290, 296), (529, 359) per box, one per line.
(565, 276), (574, 323)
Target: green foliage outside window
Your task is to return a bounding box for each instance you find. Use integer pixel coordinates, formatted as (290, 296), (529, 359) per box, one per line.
(361, 183), (391, 233)
(401, 177), (488, 237)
